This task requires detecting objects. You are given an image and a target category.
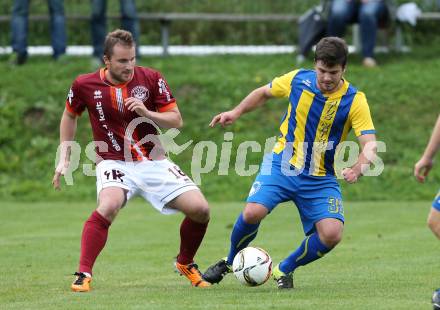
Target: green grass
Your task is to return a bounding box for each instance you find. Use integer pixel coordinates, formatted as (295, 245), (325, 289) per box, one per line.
(1, 200), (438, 309)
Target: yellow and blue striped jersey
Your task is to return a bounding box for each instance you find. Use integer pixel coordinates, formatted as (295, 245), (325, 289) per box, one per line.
(270, 69), (375, 176)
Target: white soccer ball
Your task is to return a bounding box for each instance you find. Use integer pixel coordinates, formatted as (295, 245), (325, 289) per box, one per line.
(232, 246), (272, 286)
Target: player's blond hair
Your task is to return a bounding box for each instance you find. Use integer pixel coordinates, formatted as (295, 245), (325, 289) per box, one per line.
(104, 29), (135, 58)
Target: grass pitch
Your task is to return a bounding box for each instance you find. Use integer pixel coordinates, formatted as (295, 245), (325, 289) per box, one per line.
(1, 200), (438, 309)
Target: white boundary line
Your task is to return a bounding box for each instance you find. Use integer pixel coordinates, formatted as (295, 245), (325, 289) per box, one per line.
(0, 44), (407, 56)
(0, 45), (297, 56)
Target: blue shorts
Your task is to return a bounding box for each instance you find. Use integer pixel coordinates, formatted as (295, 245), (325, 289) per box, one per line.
(432, 189), (440, 211)
(246, 153), (344, 235)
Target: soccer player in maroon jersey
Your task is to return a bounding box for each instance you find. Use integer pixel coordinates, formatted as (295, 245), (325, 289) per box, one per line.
(52, 29), (211, 291)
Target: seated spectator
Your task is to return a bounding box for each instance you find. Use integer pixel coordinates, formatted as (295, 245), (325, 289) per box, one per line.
(91, 0), (140, 66)
(10, 0), (67, 65)
(327, 0), (390, 67)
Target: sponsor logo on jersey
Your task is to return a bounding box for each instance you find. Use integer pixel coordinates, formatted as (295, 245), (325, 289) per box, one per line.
(94, 90), (102, 99)
(302, 79), (312, 88)
(96, 102), (105, 122)
(131, 85), (149, 102)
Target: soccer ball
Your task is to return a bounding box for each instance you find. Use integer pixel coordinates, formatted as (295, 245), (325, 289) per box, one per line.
(232, 246), (272, 286)
(432, 288), (440, 309)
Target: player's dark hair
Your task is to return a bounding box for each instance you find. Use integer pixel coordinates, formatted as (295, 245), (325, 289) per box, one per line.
(104, 29), (135, 59)
(314, 37), (348, 68)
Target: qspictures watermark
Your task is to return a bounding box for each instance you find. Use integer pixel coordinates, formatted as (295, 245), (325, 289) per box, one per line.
(55, 117), (385, 186)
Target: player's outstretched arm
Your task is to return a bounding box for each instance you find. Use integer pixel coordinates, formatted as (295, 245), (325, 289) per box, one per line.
(414, 115), (440, 183)
(52, 109), (78, 190)
(209, 84), (273, 128)
(342, 134), (377, 184)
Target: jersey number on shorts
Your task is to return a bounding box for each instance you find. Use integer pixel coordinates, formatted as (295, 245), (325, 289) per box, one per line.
(168, 165), (186, 179)
(328, 197), (344, 216)
(104, 169), (125, 182)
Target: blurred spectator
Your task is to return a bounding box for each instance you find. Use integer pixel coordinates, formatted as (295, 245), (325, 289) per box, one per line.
(91, 0), (140, 65)
(327, 0), (390, 67)
(10, 0), (67, 65)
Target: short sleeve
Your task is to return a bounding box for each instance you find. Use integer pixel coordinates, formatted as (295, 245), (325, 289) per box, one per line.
(65, 79), (86, 116)
(153, 72), (177, 112)
(269, 70), (299, 98)
(349, 91), (375, 137)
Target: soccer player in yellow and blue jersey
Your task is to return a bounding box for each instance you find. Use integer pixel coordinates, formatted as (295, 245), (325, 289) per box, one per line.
(414, 115), (440, 308)
(203, 37), (378, 289)
(414, 115), (440, 238)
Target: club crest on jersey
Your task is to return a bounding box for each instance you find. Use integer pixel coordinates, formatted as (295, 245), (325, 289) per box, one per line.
(131, 86), (149, 102)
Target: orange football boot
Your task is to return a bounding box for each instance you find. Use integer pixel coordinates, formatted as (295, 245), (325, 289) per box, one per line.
(71, 272), (92, 292)
(175, 262), (212, 287)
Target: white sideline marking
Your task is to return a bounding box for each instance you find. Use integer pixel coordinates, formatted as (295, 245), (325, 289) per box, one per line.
(0, 44), (408, 56)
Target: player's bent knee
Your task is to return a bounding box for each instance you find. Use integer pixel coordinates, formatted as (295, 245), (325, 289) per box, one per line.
(242, 204), (268, 224)
(191, 193), (210, 222)
(427, 217), (434, 230)
(185, 197), (210, 223)
(318, 228), (343, 248)
(97, 200), (123, 222)
(427, 218), (440, 237)
(316, 218), (344, 248)
(319, 233), (342, 248)
(427, 209), (440, 238)
(194, 202), (210, 223)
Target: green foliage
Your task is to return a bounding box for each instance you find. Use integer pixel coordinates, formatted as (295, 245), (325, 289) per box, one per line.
(0, 200), (438, 309)
(0, 48), (439, 202)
